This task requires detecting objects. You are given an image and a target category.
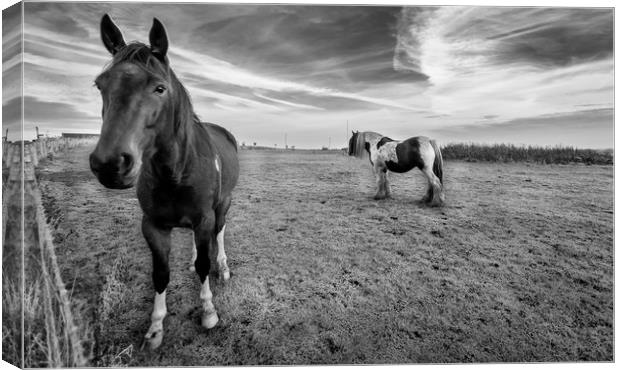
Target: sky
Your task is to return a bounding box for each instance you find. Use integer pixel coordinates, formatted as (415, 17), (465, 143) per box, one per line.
(1, 1), (614, 149)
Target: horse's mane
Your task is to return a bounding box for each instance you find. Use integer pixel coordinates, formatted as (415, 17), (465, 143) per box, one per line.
(350, 132), (367, 159)
(350, 131), (385, 158)
(106, 42), (200, 131)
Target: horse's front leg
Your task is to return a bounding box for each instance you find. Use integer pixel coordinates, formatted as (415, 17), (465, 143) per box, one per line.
(210, 195), (232, 281)
(373, 164), (389, 200)
(193, 211), (219, 329)
(384, 171), (392, 198)
(141, 216), (171, 350)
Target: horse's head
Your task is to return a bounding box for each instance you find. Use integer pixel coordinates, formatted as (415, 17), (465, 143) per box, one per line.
(348, 130), (359, 156)
(90, 14), (173, 189)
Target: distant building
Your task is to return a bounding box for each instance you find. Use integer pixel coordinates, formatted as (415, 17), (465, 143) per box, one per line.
(61, 133), (100, 139)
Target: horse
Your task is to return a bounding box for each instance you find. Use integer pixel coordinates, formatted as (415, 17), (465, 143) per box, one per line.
(89, 14), (239, 350)
(348, 131), (444, 206)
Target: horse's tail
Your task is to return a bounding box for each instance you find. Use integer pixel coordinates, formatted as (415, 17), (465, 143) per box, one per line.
(430, 139), (443, 184)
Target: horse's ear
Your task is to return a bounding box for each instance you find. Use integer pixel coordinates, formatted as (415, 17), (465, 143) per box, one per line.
(101, 14), (126, 55)
(149, 18), (168, 60)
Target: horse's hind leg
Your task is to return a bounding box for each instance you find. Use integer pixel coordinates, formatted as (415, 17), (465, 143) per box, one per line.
(193, 211), (219, 329)
(421, 166), (444, 206)
(421, 175), (433, 203)
(210, 195), (232, 281)
(141, 217), (171, 350)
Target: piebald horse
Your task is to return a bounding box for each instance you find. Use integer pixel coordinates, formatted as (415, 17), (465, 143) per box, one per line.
(89, 15), (239, 349)
(348, 131), (444, 206)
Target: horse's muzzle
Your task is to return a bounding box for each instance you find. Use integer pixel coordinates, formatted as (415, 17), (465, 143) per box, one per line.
(89, 152), (136, 189)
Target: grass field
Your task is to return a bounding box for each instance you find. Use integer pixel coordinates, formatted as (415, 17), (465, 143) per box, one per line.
(36, 145), (613, 365)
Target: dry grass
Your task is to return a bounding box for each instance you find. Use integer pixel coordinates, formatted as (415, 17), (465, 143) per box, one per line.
(36, 145), (613, 365)
(95, 248), (135, 366)
(2, 276), (23, 368)
(2, 274), (74, 368)
(3, 231), (93, 368)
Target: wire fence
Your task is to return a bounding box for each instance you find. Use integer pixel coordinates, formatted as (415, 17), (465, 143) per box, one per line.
(2, 137), (96, 367)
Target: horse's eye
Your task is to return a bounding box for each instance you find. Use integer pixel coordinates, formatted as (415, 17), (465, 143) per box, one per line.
(154, 85), (166, 94)
(93, 82), (101, 91)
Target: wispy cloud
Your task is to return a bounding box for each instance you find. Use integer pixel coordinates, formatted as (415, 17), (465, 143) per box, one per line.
(171, 46), (427, 112)
(394, 7), (613, 123)
(253, 92), (324, 111)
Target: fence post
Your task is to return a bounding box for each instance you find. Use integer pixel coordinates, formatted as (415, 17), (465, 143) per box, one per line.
(2, 142), (9, 168)
(35, 140), (41, 161)
(28, 143), (39, 167)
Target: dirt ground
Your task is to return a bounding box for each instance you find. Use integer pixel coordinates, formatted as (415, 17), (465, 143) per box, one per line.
(36, 144), (613, 365)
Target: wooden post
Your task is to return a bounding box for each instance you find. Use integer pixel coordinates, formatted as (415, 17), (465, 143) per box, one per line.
(5, 144), (12, 168)
(28, 143), (38, 167)
(2, 142), (8, 167)
(36, 140), (42, 160)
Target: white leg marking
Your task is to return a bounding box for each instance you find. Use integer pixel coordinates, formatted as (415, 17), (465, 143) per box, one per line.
(216, 225), (230, 280)
(144, 290), (167, 349)
(200, 276), (219, 329)
(189, 234), (197, 272)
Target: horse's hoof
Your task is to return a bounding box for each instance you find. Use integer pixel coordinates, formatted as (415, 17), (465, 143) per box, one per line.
(142, 330), (164, 350)
(374, 195), (385, 200)
(219, 269), (230, 281)
(202, 311), (219, 329)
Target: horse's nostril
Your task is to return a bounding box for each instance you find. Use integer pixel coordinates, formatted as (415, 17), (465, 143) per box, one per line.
(120, 153), (134, 174)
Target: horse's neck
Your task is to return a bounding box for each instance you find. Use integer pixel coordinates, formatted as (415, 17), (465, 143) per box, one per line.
(147, 120), (196, 186)
(363, 132), (383, 147)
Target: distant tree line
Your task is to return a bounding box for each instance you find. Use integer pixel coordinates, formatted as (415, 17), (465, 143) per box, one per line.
(441, 143), (613, 165)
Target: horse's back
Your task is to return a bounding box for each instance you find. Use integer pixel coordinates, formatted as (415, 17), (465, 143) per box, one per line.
(206, 122), (237, 152)
(402, 136), (429, 145)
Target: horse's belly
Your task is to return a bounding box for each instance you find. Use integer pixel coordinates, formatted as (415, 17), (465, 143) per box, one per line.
(385, 160), (415, 173)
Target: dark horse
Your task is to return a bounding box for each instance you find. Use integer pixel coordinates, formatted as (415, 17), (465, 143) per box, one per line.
(348, 131), (444, 206)
(90, 14), (239, 349)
